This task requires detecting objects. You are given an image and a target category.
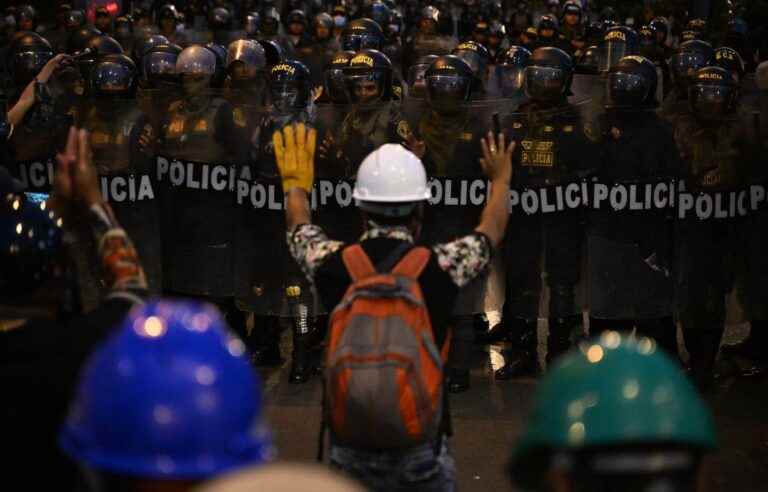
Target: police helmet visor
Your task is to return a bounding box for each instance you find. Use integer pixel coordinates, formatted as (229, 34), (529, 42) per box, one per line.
(669, 52), (708, 80)
(143, 51), (177, 81)
(341, 33), (380, 51)
(426, 74), (471, 107)
(227, 41), (265, 71)
(453, 50), (482, 75)
(177, 53), (216, 76)
(270, 81), (303, 110)
(599, 40), (630, 72)
(605, 71), (650, 107)
(523, 65), (566, 100)
(245, 16), (258, 35)
(91, 61), (134, 95)
(498, 65), (526, 96)
(13, 50), (53, 81)
(345, 69), (385, 104)
(689, 84), (734, 119)
(406, 64), (431, 95)
(323, 67), (348, 103)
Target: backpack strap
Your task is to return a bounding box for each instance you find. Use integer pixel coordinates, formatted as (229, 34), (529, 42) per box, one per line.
(342, 244), (376, 282)
(391, 246), (431, 280)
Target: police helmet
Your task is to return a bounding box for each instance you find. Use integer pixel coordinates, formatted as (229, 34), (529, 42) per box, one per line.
(90, 54), (137, 98)
(314, 12), (333, 31)
(421, 5), (440, 25)
(538, 14), (559, 37)
(209, 7), (232, 31)
(324, 50), (355, 104)
(452, 40), (491, 79)
(114, 16), (133, 39)
(497, 46), (532, 97)
(177, 45), (217, 77)
(85, 34), (124, 56)
(341, 18), (384, 52)
(0, 190), (64, 303)
(244, 11), (260, 37)
(638, 25), (655, 47)
(158, 4), (179, 23)
(286, 9), (307, 28)
(132, 34), (169, 65)
(66, 26), (102, 55)
(227, 39), (266, 87)
(713, 46), (745, 80)
(578, 45), (600, 74)
(406, 54), (439, 99)
(585, 20), (606, 46)
(59, 300), (274, 479)
(562, 1), (582, 19)
(688, 66), (737, 121)
(489, 21), (506, 40)
(649, 17), (668, 44)
(424, 55), (475, 111)
(269, 59), (311, 112)
(258, 39), (285, 67)
(368, 2), (392, 33)
(605, 55), (658, 109)
(66, 9), (86, 31)
(16, 4), (37, 29)
(10, 32), (53, 88)
(344, 49), (392, 105)
(260, 7), (280, 35)
(600, 26), (639, 73)
(509, 332), (715, 491)
(205, 43), (228, 88)
(668, 39), (713, 89)
(141, 43), (182, 87)
(524, 46), (573, 103)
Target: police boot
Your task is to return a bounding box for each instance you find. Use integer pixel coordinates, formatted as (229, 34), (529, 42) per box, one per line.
(683, 321), (725, 392)
(476, 320), (511, 344)
(473, 312), (490, 337)
(447, 315), (474, 393)
(289, 311), (313, 384)
(311, 315), (330, 375)
(250, 316), (283, 367)
(721, 320), (768, 377)
(495, 319), (538, 380)
(546, 316), (579, 369)
(636, 317), (680, 363)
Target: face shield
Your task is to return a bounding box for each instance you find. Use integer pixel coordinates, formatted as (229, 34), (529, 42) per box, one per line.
(91, 61), (134, 97)
(226, 40), (265, 76)
(406, 64), (431, 98)
(523, 65), (566, 101)
(599, 40), (629, 72)
(605, 71), (650, 108)
(426, 74), (471, 112)
(244, 15), (259, 36)
(143, 51), (178, 87)
(498, 64), (526, 97)
(341, 33), (380, 51)
(669, 51), (709, 84)
(344, 68), (385, 106)
(270, 81), (305, 112)
(13, 50), (53, 87)
(323, 67), (348, 104)
(689, 83), (735, 121)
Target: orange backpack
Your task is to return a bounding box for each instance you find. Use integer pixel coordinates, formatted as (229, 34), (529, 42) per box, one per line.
(323, 244), (451, 450)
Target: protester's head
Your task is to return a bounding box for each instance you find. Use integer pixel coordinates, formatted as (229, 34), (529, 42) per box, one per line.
(509, 332), (716, 492)
(60, 300), (274, 492)
(353, 144), (431, 233)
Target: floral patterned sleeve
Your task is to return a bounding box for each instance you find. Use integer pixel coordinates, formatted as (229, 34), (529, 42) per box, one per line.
(288, 223), (345, 279)
(432, 233), (492, 288)
(85, 202), (148, 300)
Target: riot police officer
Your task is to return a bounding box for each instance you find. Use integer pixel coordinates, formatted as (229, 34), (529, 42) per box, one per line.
(495, 45), (531, 102)
(209, 7), (235, 47)
(599, 25), (639, 74)
(587, 55), (682, 359)
(560, 1), (585, 58)
(157, 4), (187, 47)
(418, 55), (488, 391)
(83, 54), (162, 295)
(403, 6), (457, 71)
(405, 53), (438, 99)
(284, 10), (314, 60)
(497, 47), (598, 376)
(452, 40), (491, 97)
(672, 66), (764, 389)
(138, 43), (182, 134)
(662, 39), (713, 122)
(340, 17), (385, 53)
(307, 12), (340, 86)
(157, 44), (248, 333)
(534, 14), (568, 52)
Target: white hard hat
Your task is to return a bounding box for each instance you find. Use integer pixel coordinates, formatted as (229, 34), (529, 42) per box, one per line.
(193, 463), (365, 492)
(353, 144), (431, 217)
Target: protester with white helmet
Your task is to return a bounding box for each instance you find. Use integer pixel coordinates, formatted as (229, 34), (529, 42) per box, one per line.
(271, 122), (513, 491)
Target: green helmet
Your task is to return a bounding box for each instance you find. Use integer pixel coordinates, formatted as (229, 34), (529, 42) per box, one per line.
(510, 331), (715, 488)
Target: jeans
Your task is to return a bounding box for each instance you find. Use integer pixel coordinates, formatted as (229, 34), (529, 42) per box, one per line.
(329, 439), (456, 492)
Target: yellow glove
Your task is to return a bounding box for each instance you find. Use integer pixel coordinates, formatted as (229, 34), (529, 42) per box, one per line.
(273, 122), (316, 194)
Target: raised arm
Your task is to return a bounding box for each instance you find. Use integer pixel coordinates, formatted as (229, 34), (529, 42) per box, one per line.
(273, 122), (317, 231)
(474, 131), (514, 248)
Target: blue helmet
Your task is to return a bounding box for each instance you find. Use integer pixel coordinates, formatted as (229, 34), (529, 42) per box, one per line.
(60, 300), (273, 479)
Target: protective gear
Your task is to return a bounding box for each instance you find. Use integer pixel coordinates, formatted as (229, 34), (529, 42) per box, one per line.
(209, 7), (232, 31)
(177, 45), (217, 76)
(59, 300), (274, 479)
(353, 143), (430, 216)
(244, 11), (260, 37)
(688, 66), (737, 122)
(649, 17), (668, 44)
(343, 49), (393, 106)
(562, 1), (581, 19)
(258, 39), (285, 67)
(424, 55), (474, 113)
(537, 14), (559, 36)
(368, 2), (392, 34)
(493, 319), (539, 380)
(600, 25), (639, 73)
(269, 59), (311, 113)
(451, 40), (491, 80)
(227, 39), (266, 87)
(65, 9), (85, 31)
(420, 6), (440, 28)
(0, 192), (63, 300)
(497, 46), (531, 98)
(668, 40), (713, 93)
(406, 54), (438, 99)
(66, 26), (101, 55)
(314, 12), (333, 32)
(324, 50), (355, 104)
(89, 54), (137, 98)
(158, 4), (179, 23)
(578, 44), (600, 74)
(205, 43), (229, 89)
(509, 334), (716, 490)
(605, 55), (658, 109)
(713, 46), (745, 80)
(141, 43), (181, 88)
(272, 122), (317, 194)
(285, 9), (307, 29)
(260, 7), (280, 37)
(523, 46), (573, 103)
(132, 34), (170, 64)
(10, 32), (53, 89)
(687, 18), (707, 36)
(341, 18), (384, 52)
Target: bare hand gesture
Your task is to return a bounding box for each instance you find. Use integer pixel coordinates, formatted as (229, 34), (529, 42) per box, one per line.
(479, 131), (513, 184)
(54, 127), (102, 213)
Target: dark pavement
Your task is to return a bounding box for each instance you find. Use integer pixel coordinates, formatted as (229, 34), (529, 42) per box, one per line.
(259, 326), (768, 491)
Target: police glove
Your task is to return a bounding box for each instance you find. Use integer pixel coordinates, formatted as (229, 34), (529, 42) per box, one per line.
(273, 122), (317, 194)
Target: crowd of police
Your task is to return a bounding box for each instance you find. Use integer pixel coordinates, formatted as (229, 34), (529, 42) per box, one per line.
(1, 0), (768, 490)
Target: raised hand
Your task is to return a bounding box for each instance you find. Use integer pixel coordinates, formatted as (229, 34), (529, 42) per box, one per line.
(273, 122), (317, 194)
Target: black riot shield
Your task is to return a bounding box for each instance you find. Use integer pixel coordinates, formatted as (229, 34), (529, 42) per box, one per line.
(82, 97), (163, 296)
(151, 89), (248, 299)
(498, 100), (600, 320)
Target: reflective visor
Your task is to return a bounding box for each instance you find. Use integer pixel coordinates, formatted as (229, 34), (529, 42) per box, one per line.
(91, 62), (134, 95)
(344, 71), (384, 104)
(323, 68), (348, 103)
(669, 52), (708, 78)
(598, 41), (628, 72)
(498, 65), (525, 96)
(689, 84), (734, 119)
(605, 71), (650, 107)
(426, 74), (471, 105)
(523, 66), (565, 101)
(341, 33), (379, 51)
(14, 50), (53, 74)
(143, 51), (177, 78)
